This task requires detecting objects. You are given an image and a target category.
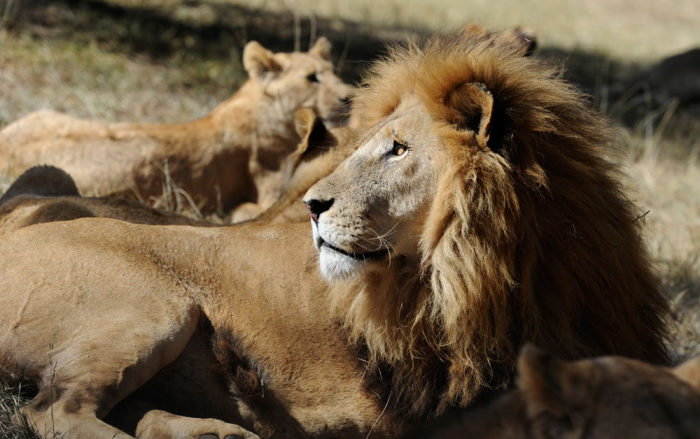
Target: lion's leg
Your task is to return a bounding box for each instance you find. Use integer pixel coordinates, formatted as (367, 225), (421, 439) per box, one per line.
(22, 400), (132, 438)
(230, 202), (265, 223)
(136, 410), (259, 439)
(13, 303), (202, 439)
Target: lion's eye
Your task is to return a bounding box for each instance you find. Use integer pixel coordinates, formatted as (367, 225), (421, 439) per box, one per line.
(391, 140), (408, 157)
(307, 73), (319, 83)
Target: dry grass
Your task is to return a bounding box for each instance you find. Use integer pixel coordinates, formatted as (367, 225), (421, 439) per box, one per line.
(623, 145), (700, 362)
(0, 382), (37, 439)
(0, 0), (698, 437)
(0, 33), (229, 125)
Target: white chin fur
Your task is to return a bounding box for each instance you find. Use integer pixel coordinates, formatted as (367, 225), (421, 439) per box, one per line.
(310, 220), (322, 250)
(319, 245), (363, 281)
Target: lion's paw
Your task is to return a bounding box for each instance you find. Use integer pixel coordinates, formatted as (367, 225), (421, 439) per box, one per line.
(199, 434), (246, 439)
(136, 409), (259, 439)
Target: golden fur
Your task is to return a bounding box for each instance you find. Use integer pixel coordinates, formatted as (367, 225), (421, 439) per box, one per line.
(406, 346), (700, 439)
(303, 30), (668, 416)
(0, 39), (353, 218)
(0, 29), (668, 439)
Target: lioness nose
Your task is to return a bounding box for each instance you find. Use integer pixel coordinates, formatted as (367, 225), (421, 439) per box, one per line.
(305, 198), (334, 223)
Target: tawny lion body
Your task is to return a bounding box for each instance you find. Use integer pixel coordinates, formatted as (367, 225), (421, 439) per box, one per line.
(0, 30), (668, 438)
(0, 39), (353, 218)
(0, 221), (391, 438)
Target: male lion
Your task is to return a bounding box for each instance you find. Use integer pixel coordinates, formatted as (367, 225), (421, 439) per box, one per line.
(0, 30), (668, 438)
(406, 346), (700, 439)
(0, 38), (353, 219)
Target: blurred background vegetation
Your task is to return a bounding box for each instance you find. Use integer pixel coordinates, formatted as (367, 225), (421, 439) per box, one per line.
(0, 0), (698, 436)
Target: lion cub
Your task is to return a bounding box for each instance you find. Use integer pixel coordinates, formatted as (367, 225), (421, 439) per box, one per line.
(0, 38), (353, 219)
(411, 346), (700, 439)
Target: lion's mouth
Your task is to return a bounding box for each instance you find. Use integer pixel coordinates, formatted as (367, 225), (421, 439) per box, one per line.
(319, 237), (389, 261)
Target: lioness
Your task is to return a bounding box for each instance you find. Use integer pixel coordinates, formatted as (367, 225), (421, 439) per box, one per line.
(0, 109), (346, 232)
(0, 30), (668, 438)
(407, 346), (700, 439)
(0, 38), (353, 218)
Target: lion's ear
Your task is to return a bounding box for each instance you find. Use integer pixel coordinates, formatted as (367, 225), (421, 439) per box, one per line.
(458, 23), (490, 40)
(518, 345), (567, 407)
(284, 109), (336, 184)
(294, 108), (326, 149)
(517, 345), (598, 438)
(445, 82), (495, 151)
(309, 37), (332, 60)
(503, 27), (538, 57)
(243, 41), (281, 78)
(293, 108), (334, 158)
(294, 107), (317, 140)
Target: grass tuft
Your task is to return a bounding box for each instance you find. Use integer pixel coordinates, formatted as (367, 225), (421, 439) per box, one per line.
(0, 382), (37, 439)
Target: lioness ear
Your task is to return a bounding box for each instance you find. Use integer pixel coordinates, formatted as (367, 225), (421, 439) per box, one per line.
(445, 82), (495, 150)
(243, 41), (281, 78)
(458, 23), (490, 41)
(294, 108), (331, 154)
(517, 345), (578, 438)
(518, 345), (603, 438)
(518, 344), (567, 409)
(284, 109), (335, 183)
(309, 37), (332, 60)
(503, 26), (538, 57)
(458, 24), (536, 57)
(294, 108), (318, 142)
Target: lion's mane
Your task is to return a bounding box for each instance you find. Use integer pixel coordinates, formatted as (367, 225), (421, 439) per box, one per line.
(329, 31), (669, 419)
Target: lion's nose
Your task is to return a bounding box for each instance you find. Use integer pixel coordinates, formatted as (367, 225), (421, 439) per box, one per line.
(304, 198), (334, 223)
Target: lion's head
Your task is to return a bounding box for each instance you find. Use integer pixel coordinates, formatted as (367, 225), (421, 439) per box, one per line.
(242, 38), (353, 128)
(303, 31), (669, 417)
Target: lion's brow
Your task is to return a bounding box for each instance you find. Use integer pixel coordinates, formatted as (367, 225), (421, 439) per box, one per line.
(357, 104), (419, 145)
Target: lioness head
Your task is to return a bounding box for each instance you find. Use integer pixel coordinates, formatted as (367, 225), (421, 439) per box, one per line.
(243, 38), (354, 127)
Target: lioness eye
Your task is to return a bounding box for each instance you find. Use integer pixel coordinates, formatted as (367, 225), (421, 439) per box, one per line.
(391, 140), (407, 156)
(307, 73), (319, 83)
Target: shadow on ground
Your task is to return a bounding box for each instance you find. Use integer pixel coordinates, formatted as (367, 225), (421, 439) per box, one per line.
(8, 0), (698, 148)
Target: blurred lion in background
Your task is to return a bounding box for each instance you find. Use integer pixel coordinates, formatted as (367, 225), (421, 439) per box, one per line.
(0, 109), (345, 232)
(0, 38), (354, 220)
